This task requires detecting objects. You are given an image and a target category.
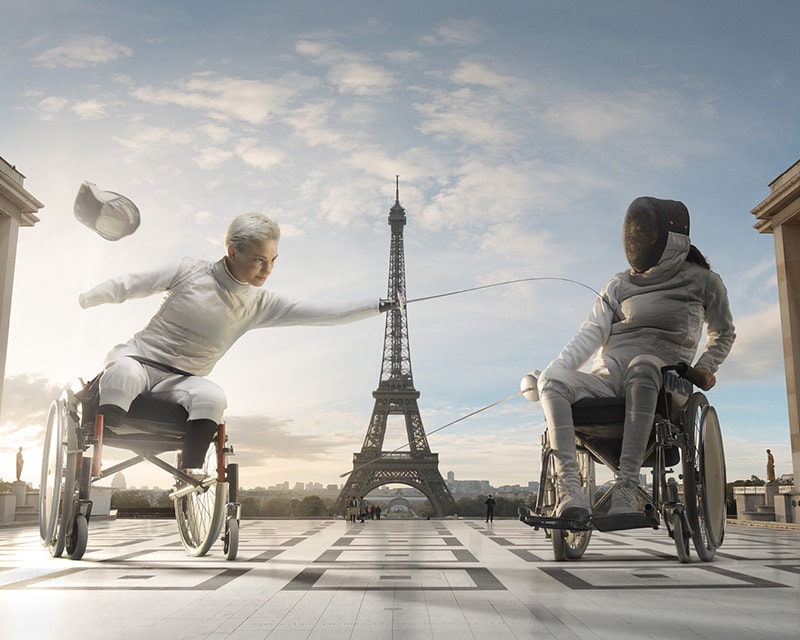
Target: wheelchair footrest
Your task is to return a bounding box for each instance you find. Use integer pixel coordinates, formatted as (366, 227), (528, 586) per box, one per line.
(592, 511), (659, 532)
(518, 507), (590, 531)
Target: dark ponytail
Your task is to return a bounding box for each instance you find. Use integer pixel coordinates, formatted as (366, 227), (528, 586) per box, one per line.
(686, 244), (711, 270)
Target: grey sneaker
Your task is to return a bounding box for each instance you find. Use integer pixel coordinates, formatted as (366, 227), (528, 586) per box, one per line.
(608, 483), (643, 515)
(556, 486), (591, 523)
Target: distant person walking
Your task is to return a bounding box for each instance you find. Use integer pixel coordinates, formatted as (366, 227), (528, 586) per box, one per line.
(485, 494), (496, 523)
(358, 496), (368, 523)
(347, 496), (358, 523)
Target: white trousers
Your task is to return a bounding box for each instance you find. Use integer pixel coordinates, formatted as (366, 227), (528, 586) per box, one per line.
(539, 354), (665, 486)
(99, 345), (228, 423)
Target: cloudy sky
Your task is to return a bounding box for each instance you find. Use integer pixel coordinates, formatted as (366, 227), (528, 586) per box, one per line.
(2, 1), (798, 491)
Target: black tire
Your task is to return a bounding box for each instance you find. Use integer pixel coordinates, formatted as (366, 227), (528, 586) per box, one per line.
(551, 528), (567, 561)
(223, 517), (239, 561)
(699, 405), (726, 549)
(672, 511), (691, 563)
(66, 514), (89, 560)
(682, 393), (723, 562)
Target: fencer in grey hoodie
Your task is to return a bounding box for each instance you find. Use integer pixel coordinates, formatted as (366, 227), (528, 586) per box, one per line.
(535, 197), (735, 522)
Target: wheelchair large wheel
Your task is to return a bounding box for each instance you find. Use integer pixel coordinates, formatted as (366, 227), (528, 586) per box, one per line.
(543, 448), (592, 561)
(174, 440), (227, 557)
(682, 393), (726, 562)
(39, 392), (79, 557)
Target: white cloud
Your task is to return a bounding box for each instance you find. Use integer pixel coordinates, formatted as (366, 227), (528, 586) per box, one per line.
(194, 146), (233, 169)
(424, 19), (485, 46)
(198, 122), (232, 144)
(542, 90), (667, 142)
(133, 73), (296, 124)
(283, 100), (342, 147)
(72, 99), (108, 120)
(296, 38), (395, 96)
(235, 139), (284, 171)
(450, 61), (519, 90)
(32, 95), (68, 120)
(722, 303), (783, 383)
(112, 126), (178, 151)
(328, 60), (395, 96)
(32, 35), (133, 68)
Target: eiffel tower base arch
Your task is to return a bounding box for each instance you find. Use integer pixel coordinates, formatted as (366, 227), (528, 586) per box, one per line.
(336, 452), (456, 517)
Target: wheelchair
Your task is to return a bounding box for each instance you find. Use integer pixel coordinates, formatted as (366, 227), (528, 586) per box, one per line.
(519, 363), (727, 563)
(39, 373), (241, 561)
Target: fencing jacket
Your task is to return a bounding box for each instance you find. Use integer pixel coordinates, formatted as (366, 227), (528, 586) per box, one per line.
(546, 233), (736, 382)
(79, 256), (380, 376)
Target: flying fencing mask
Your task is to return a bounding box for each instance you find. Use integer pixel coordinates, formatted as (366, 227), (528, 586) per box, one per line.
(74, 181), (141, 241)
(623, 196), (689, 272)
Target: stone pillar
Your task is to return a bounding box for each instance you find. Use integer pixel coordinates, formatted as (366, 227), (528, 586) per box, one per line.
(0, 215), (20, 413)
(751, 160), (800, 493)
(0, 158), (43, 415)
(10, 480), (26, 507)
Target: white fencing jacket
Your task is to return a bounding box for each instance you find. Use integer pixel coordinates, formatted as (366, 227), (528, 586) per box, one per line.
(79, 257), (380, 376)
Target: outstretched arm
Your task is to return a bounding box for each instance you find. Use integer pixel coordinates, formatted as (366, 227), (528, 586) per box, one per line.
(78, 260), (188, 308)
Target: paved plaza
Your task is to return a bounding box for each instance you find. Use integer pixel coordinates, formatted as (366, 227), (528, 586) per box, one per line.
(1, 517), (798, 639)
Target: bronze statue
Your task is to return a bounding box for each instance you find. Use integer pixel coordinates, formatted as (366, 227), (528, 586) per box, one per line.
(15, 447), (23, 482)
(766, 449), (776, 483)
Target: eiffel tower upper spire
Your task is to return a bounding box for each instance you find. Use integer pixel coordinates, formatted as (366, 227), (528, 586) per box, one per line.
(380, 176), (415, 392)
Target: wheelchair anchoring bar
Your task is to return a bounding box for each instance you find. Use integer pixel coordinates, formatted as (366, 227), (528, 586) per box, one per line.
(169, 476), (216, 500)
(216, 423), (226, 483)
(92, 413), (105, 478)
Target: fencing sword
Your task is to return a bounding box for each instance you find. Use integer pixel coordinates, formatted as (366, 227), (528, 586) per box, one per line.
(339, 389), (525, 478)
(395, 275), (620, 320)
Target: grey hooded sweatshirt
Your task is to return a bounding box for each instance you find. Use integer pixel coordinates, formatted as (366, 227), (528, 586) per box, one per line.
(546, 232), (735, 385)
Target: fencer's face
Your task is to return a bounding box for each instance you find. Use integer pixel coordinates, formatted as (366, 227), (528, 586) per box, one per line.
(623, 211), (660, 273)
(226, 238), (278, 286)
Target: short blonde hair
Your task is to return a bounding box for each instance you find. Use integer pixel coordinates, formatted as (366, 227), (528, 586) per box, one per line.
(224, 213), (280, 252)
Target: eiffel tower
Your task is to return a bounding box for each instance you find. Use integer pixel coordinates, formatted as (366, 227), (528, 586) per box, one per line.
(336, 179), (456, 517)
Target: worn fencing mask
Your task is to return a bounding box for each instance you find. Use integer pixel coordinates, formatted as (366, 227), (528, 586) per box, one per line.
(623, 196), (689, 272)
(74, 181), (141, 241)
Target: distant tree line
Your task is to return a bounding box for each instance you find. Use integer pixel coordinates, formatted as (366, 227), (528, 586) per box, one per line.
(110, 489), (530, 519)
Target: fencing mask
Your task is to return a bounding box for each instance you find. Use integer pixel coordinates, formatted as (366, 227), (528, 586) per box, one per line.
(74, 181), (141, 241)
(623, 196), (689, 273)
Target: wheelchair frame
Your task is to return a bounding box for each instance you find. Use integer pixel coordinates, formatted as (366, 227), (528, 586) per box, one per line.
(520, 363), (727, 563)
(39, 376), (241, 561)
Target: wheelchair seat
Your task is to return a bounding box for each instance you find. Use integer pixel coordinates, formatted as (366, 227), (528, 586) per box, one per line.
(100, 395), (191, 455)
(76, 373), (193, 454)
(571, 394), (680, 468)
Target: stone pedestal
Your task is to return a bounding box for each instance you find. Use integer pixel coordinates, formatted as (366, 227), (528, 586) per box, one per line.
(10, 481), (26, 507)
(765, 481), (779, 506)
(773, 492), (795, 523)
(0, 493), (15, 523)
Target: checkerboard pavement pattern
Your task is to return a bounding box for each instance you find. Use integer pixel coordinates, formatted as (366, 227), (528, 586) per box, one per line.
(1, 518), (798, 639)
